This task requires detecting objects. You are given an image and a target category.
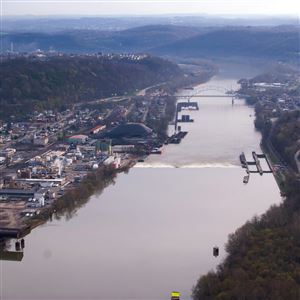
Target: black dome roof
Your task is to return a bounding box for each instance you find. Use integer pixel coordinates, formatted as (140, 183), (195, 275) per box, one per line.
(108, 123), (152, 138)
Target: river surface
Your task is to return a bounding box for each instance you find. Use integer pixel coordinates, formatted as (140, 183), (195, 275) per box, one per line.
(1, 65), (281, 300)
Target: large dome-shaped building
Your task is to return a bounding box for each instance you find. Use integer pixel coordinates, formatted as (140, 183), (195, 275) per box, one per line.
(107, 123), (153, 138)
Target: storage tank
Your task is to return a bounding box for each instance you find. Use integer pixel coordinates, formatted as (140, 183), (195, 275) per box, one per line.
(92, 163), (99, 170)
(65, 158), (73, 166)
(39, 197), (45, 207)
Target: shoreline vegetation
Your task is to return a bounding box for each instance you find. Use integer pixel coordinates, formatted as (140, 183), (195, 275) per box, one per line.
(192, 175), (300, 300)
(24, 162), (132, 230)
(0, 163), (129, 250)
(192, 67), (300, 299)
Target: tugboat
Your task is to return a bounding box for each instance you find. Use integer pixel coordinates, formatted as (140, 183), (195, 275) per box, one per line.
(213, 246), (219, 257)
(239, 152), (247, 167)
(243, 175), (250, 184)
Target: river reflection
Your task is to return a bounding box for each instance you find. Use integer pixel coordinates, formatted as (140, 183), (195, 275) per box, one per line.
(1, 66), (282, 300)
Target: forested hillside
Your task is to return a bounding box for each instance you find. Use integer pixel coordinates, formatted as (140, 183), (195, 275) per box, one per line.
(0, 55), (182, 119)
(2, 25), (203, 53)
(154, 26), (300, 61)
(3, 25), (299, 62)
(271, 111), (300, 171)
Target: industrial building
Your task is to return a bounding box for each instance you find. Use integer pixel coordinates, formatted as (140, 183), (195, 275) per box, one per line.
(33, 135), (49, 146)
(90, 124), (106, 135)
(67, 134), (88, 144)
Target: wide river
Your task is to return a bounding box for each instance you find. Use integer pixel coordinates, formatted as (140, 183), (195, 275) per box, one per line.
(1, 65), (281, 300)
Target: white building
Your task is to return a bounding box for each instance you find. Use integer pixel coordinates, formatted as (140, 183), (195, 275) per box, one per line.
(34, 135), (49, 146)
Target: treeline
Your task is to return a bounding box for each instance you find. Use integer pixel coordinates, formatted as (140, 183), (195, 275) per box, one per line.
(26, 164), (119, 226)
(52, 164), (118, 221)
(250, 64), (300, 85)
(146, 95), (177, 140)
(253, 102), (272, 138)
(154, 27), (300, 62)
(0, 55), (182, 120)
(271, 111), (300, 171)
(246, 94), (300, 171)
(192, 175), (300, 300)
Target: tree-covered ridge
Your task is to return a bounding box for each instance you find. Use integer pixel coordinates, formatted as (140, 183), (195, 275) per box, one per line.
(0, 55), (182, 119)
(2, 25), (203, 53)
(153, 26), (300, 61)
(3, 25), (299, 62)
(192, 175), (300, 300)
(271, 111), (300, 170)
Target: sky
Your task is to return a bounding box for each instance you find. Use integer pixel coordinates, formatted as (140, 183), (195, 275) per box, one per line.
(1, 0), (300, 17)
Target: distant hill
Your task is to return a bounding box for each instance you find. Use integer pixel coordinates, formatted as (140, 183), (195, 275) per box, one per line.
(152, 26), (300, 60)
(0, 55), (182, 119)
(3, 25), (299, 62)
(101, 25), (204, 52)
(3, 25), (204, 53)
(3, 16), (299, 33)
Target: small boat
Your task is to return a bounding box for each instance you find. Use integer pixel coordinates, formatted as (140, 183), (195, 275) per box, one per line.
(151, 148), (162, 154)
(243, 175), (249, 184)
(239, 152), (247, 166)
(213, 246), (219, 257)
(137, 155), (147, 162)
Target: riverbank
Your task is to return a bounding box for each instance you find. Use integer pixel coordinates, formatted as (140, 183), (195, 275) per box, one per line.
(192, 69), (300, 300)
(192, 169), (300, 300)
(25, 165), (121, 228)
(0, 160), (139, 255)
(237, 65), (300, 192)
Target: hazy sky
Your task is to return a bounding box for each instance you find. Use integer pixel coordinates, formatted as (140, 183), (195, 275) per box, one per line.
(1, 0), (300, 16)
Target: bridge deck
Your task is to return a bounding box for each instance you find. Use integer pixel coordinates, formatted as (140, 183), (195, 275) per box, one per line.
(175, 95), (235, 98)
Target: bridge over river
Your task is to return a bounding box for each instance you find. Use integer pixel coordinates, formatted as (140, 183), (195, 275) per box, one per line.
(175, 85), (237, 99)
